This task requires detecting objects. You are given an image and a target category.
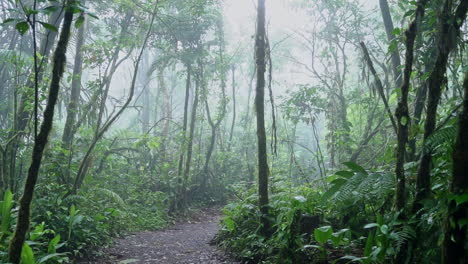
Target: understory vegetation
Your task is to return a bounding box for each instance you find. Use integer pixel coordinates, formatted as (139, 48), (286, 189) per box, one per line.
(0, 0), (467, 263)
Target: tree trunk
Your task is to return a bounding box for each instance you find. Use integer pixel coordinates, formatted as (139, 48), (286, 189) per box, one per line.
(442, 71), (468, 264)
(159, 65), (171, 160)
(62, 9), (86, 150)
(8, 3), (74, 262)
(228, 65), (236, 149)
(393, 0), (428, 262)
(379, 0), (402, 88)
(360, 42), (397, 133)
(394, 0), (427, 213)
(255, 0), (270, 237)
(177, 64), (191, 179)
(182, 65), (200, 206)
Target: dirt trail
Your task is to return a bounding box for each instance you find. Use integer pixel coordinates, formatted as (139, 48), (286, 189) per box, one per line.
(81, 208), (237, 264)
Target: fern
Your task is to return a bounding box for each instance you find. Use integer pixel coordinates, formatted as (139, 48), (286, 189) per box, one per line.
(394, 225), (416, 253)
(91, 187), (126, 207)
(324, 170), (394, 205)
(423, 124), (458, 153)
(63, 194), (88, 204)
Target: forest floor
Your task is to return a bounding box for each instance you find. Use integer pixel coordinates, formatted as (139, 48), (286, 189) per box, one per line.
(79, 208), (238, 264)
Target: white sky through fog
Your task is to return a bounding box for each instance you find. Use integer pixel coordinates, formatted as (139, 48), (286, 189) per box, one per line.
(223, 0), (379, 36)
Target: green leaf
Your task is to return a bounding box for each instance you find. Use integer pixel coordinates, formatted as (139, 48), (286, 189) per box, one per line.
(380, 225), (389, 235)
(342, 162), (367, 174)
(75, 15), (85, 28)
(451, 193), (468, 206)
(1, 189), (13, 234)
(21, 243), (35, 264)
(39, 21), (57, 32)
(335, 170), (354, 178)
(322, 178), (347, 201)
(314, 226), (333, 245)
(223, 217), (235, 231)
(391, 28), (401, 35)
(41, 5), (59, 15)
(48, 234), (61, 254)
(38, 253), (68, 263)
(2, 18), (16, 24)
(364, 231), (374, 258)
(364, 223), (378, 229)
(15, 21), (29, 35)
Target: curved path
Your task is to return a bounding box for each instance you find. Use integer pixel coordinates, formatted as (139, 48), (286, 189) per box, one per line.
(83, 209), (237, 264)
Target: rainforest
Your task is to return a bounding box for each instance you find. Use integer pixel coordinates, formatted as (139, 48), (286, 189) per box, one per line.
(0, 0), (467, 263)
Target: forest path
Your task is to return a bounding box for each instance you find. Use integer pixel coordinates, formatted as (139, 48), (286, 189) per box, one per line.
(86, 208), (237, 264)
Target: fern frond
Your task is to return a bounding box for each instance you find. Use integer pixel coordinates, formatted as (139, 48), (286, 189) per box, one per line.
(424, 124), (458, 153)
(91, 187), (126, 207)
(63, 194), (88, 203)
(394, 225), (416, 253)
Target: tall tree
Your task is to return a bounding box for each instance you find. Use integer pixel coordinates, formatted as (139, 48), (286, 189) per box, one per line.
(255, 0), (270, 237)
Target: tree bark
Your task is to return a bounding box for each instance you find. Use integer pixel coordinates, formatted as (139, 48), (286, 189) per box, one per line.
(442, 71), (468, 264)
(255, 0), (270, 237)
(8, 2), (74, 262)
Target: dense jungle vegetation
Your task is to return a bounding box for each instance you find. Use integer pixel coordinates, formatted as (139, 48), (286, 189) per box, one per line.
(0, 0), (467, 263)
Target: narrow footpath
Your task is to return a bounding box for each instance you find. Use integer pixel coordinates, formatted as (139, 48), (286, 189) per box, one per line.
(82, 208), (237, 264)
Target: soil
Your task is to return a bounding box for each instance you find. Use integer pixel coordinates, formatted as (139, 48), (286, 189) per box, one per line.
(79, 208), (238, 264)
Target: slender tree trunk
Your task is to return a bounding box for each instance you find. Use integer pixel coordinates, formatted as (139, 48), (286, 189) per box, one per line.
(202, 83), (226, 190)
(442, 71), (468, 264)
(177, 64), (191, 178)
(62, 10), (86, 149)
(393, 0), (428, 262)
(159, 65), (171, 160)
(394, 0), (428, 213)
(140, 53), (151, 134)
(8, 3), (74, 262)
(228, 66), (236, 149)
(379, 0), (402, 88)
(182, 66), (200, 206)
(360, 42), (397, 133)
(408, 82), (428, 160)
(255, 0), (270, 237)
